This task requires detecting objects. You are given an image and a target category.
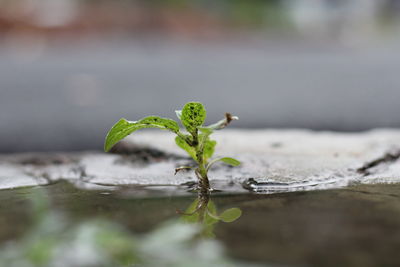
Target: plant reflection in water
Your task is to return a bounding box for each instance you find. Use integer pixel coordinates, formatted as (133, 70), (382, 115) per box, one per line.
(0, 189), (246, 267)
(179, 192), (242, 238)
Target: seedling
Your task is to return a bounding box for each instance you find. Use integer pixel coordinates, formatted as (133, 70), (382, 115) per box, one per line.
(104, 101), (240, 192)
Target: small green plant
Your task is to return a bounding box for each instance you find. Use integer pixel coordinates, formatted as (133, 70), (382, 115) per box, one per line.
(104, 102), (240, 192)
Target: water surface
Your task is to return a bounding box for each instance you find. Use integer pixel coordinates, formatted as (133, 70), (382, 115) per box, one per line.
(1, 181), (399, 266)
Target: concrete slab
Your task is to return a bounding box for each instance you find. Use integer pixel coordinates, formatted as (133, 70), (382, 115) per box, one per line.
(1, 129), (399, 192)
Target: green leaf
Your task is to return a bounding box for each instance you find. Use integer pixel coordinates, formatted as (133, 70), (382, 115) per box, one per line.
(104, 116), (179, 152)
(203, 139), (217, 161)
(104, 119), (142, 152)
(219, 157), (241, 166)
(180, 102), (206, 134)
(175, 136), (196, 161)
(219, 208), (242, 223)
(138, 116), (180, 132)
(206, 157), (241, 171)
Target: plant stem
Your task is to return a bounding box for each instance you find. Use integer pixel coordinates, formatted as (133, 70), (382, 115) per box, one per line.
(193, 132), (210, 193)
(196, 164), (209, 194)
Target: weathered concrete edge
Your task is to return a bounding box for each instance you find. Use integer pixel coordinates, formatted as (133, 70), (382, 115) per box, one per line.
(1, 129), (400, 192)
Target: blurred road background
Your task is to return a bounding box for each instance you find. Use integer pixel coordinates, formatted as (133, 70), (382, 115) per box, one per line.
(1, 0), (400, 152)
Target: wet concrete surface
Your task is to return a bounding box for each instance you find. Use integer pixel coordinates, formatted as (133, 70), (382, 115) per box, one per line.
(1, 129), (400, 192)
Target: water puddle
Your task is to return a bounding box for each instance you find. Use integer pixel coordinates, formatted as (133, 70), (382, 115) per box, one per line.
(0, 181), (399, 266)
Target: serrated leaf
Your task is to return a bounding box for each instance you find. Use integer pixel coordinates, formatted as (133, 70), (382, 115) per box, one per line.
(175, 136), (196, 161)
(181, 102), (206, 134)
(203, 139), (217, 161)
(104, 116), (179, 152)
(219, 208), (242, 223)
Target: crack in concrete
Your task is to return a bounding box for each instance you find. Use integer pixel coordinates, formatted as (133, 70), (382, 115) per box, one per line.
(357, 150), (400, 176)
